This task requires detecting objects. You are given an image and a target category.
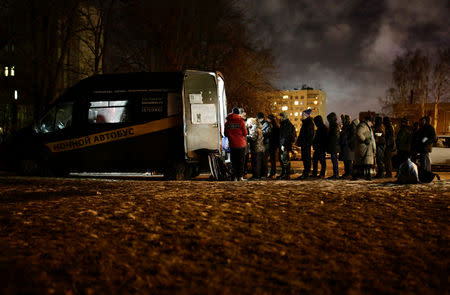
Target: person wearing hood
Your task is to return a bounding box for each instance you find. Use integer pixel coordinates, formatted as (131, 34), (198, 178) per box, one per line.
(373, 116), (386, 178)
(326, 112), (339, 179)
(246, 117), (265, 180)
(278, 111), (296, 180)
(339, 114), (355, 178)
(353, 115), (376, 180)
(225, 107), (248, 181)
(257, 112), (272, 178)
(311, 115), (328, 178)
(383, 116), (396, 178)
(296, 108), (314, 179)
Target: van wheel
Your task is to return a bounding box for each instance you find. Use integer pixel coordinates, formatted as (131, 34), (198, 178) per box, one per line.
(18, 159), (40, 176)
(164, 162), (188, 180)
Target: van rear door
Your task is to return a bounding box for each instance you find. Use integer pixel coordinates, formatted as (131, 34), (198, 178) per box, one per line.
(183, 71), (221, 155)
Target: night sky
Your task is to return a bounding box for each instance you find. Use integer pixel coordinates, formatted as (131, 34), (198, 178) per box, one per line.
(238, 0), (449, 118)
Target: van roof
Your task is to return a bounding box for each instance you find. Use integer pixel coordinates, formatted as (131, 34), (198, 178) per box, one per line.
(68, 72), (186, 95)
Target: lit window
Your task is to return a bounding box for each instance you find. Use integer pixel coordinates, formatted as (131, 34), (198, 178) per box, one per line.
(314, 101), (318, 105)
(283, 95), (288, 99)
(10, 66), (14, 76)
(4, 66), (8, 76)
(274, 102), (277, 105)
(294, 112), (299, 116)
(290, 113), (293, 116)
(301, 101), (304, 105)
(14, 90), (18, 100)
(281, 106), (288, 111)
(294, 101), (299, 105)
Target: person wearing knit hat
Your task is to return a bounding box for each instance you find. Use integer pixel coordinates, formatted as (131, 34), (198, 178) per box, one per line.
(225, 107), (248, 181)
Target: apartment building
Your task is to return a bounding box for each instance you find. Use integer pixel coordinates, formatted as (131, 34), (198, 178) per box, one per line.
(260, 89), (326, 131)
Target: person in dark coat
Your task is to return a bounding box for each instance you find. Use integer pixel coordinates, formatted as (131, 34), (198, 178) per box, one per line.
(417, 116), (436, 172)
(278, 111), (296, 179)
(373, 116), (386, 178)
(383, 116), (395, 178)
(246, 118), (264, 180)
(339, 114), (355, 178)
(267, 114), (279, 178)
(410, 121), (421, 163)
(311, 115), (327, 178)
(326, 112), (339, 179)
(257, 112), (271, 178)
(395, 117), (412, 168)
(224, 107), (248, 181)
(296, 108), (314, 179)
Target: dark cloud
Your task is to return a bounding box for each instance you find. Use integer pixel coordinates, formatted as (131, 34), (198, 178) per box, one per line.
(238, 0), (450, 118)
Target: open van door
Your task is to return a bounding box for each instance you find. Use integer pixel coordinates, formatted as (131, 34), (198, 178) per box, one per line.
(183, 71), (225, 157)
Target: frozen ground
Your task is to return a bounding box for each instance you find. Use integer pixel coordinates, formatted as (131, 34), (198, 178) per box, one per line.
(0, 176), (448, 294)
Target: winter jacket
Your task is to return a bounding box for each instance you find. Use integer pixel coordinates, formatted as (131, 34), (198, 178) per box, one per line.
(384, 122), (396, 152)
(418, 123), (436, 153)
(396, 125), (412, 152)
(373, 123), (386, 147)
(326, 113), (339, 154)
(313, 116), (328, 151)
(247, 119), (265, 153)
(296, 117), (314, 147)
(339, 121), (356, 161)
(279, 118), (296, 151)
(355, 121), (376, 166)
(260, 120), (272, 145)
(224, 113), (248, 148)
(269, 121), (280, 151)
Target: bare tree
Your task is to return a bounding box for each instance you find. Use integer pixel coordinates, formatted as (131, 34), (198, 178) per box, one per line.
(430, 48), (450, 130)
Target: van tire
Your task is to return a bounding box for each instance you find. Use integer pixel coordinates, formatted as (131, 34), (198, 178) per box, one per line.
(164, 161), (189, 180)
(18, 159), (40, 176)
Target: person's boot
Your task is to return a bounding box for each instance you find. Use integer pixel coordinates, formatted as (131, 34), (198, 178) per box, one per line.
(277, 167), (286, 179)
(365, 168), (372, 180)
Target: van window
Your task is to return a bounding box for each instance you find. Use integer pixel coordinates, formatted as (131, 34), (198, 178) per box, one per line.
(88, 100), (130, 124)
(36, 102), (73, 133)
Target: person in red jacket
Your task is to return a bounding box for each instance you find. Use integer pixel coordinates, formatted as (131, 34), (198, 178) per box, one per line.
(225, 107), (248, 181)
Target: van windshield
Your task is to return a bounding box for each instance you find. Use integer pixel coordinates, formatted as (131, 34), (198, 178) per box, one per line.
(36, 102), (73, 133)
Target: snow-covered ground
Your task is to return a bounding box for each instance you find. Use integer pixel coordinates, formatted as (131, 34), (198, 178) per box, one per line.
(0, 176), (448, 294)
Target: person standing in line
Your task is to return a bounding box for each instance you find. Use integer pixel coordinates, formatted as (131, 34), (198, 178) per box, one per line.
(326, 112), (340, 179)
(296, 108), (314, 179)
(353, 115), (376, 180)
(257, 112), (272, 178)
(417, 116), (436, 172)
(267, 114), (279, 178)
(373, 116), (386, 178)
(224, 107), (248, 181)
(246, 118), (265, 180)
(395, 117), (412, 168)
(278, 111), (296, 180)
(311, 115), (327, 178)
(383, 116), (396, 178)
(339, 114), (355, 179)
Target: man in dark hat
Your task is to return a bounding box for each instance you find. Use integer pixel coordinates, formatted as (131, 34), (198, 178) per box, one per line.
(396, 117), (412, 168)
(225, 107), (248, 181)
(417, 116), (436, 172)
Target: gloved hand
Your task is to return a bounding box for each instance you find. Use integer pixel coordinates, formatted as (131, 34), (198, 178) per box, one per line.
(281, 145), (285, 152)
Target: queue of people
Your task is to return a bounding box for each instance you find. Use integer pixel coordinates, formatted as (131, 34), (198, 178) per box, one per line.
(224, 107), (437, 181)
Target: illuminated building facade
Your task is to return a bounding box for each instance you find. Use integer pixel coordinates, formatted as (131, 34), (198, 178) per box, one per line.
(261, 89), (326, 132)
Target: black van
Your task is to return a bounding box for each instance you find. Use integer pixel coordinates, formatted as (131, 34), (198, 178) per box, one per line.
(6, 70), (228, 179)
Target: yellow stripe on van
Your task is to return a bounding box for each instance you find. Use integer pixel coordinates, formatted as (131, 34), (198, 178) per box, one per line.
(45, 116), (183, 153)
